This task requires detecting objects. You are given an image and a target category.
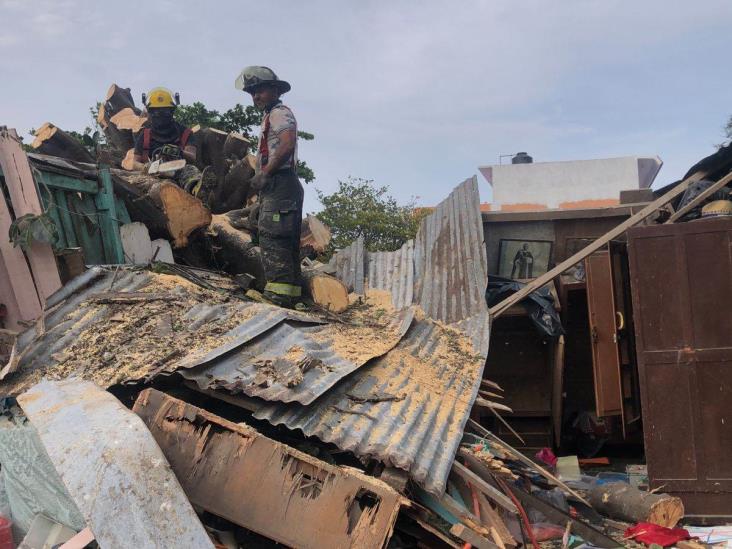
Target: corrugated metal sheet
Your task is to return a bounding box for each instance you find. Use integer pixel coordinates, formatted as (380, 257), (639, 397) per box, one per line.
(367, 240), (414, 310)
(335, 236), (366, 294)
(3, 266), (411, 406)
(257, 178), (491, 495)
(413, 176), (488, 323)
(2, 267), (310, 396)
(5, 177), (491, 497)
(255, 313), (490, 495)
(18, 379), (214, 549)
(180, 306), (415, 404)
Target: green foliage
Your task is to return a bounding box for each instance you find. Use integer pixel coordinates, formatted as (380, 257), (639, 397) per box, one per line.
(175, 101), (315, 183)
(315, 177), (427, 255)
(9, 212), (60, 251)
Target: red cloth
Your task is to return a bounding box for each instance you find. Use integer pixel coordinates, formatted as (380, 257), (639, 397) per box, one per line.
(535, 447), (558, 468)
(624, 523), (690, 547)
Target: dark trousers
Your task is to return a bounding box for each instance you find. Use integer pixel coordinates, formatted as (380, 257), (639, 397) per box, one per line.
(257, 171), (304, 289)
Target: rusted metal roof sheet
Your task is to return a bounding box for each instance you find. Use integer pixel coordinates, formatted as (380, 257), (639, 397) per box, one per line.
(1, 267), (314, 396)
(367, 240), (414, 310)
(18, 379), (214, 549)
(180, 306), (414, 405)
(413, 176), (488, 323)
(335, 236), (366, 294)
(3, 266), (411, 406)
(257, 178), (492, 495)
(255, 313), (490, 495)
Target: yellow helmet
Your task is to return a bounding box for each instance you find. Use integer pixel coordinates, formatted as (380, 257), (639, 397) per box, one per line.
(142, 87), (178, 109)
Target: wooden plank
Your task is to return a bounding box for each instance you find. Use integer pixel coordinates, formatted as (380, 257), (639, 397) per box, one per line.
(488, 170), (707, 318)
(474, 397), (513, 412)
(134, 388), (405, 549)
(95, 166), (125, 264)
(552, 335), (565, 447)
(665, 171), (732, 223)
(0, 129), (62, 303)
(439, 492), (493, 538)
(586, 251), (623, 417)
(451, 460), (518, 513)
(450, 523), (499, 549)
(466, 418), (591, 507)
(37, 171), (98, 194)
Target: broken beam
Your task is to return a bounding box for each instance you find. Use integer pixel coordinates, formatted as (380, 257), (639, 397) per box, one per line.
(665, 171), (732, 223)
(451, 460), (518, 514)
(133, 388), (405, 549)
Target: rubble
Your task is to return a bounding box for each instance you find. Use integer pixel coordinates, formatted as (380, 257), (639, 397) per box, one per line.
(1, 80), (731, 548)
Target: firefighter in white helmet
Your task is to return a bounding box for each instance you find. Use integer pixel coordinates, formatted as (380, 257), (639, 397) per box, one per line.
(235, 66), (303, 307)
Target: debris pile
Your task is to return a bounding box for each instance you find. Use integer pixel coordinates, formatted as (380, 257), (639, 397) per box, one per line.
(1, 83), (731, 548)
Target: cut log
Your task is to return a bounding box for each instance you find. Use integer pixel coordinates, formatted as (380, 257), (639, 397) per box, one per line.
(588, 482), (684, 528)
(158, 183), (212, 248)
(210, 158), (253, 213)
(301, 269), (349, 313)
(104, 84), (140, 117)
(194, 127), (228, 174)
(300, 214), (331, 256)
(31, 123), (94, 163)
(121, 148), (137, 171)
(205, 215), (264, 283)
(110, 108), (147, 133)
(111, 169), (211, 248)
(223, 132), (250, 160)
(97, 104), (109, 129)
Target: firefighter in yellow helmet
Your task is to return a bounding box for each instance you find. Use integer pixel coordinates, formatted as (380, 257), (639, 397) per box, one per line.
(235, 66), (302, 308)
(133, 87), (197, 165)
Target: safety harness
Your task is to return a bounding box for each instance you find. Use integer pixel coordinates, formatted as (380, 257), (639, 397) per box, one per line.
(141, 127), (192, 162)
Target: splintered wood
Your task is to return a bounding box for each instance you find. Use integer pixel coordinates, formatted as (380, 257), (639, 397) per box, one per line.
(133, 388), (405, 549)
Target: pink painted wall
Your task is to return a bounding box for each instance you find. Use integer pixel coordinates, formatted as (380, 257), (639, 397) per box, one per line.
(0, 128), (62, 330)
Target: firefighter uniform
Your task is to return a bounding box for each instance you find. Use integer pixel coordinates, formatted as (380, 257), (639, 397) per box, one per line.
(235, 66), (303, 305)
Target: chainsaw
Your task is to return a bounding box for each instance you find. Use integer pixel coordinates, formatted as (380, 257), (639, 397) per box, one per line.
(147, 144), (187, 176)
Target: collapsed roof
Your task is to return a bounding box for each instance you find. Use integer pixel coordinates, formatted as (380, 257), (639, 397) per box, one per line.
(1, 176), (490, 495)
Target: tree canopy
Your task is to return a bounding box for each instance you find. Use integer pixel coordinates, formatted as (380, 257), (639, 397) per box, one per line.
(175, 102), (315, 183)
(315, 177), (427, 255)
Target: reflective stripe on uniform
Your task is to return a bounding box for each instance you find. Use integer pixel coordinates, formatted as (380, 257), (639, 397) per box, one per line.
(264, 282), (302, 297)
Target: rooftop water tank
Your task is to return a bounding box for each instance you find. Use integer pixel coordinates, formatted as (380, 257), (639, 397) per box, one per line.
(512, 152), (533, 164)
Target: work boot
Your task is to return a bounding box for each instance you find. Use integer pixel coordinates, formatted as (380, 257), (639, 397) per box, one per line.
(262, 290), (294, 309)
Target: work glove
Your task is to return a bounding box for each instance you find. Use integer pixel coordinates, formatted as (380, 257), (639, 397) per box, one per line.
(250, 172), (270, 191)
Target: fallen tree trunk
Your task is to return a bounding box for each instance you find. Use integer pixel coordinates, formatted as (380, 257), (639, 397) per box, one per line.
(111, 169), (211, 248)
(210, 158), (253, 213)
(300, 214), (331, 257)
(588, 482), (684, 528)
(31, 123), (94, 163)
(100, 105), (135, 153)
(99, 84), (146, 164)
(301, 269), (349, 312)
(194, 127), (228, 175)
(223, 132), (250, 160)
(205, 214), (264, 284)
(104, 84), (140, 116)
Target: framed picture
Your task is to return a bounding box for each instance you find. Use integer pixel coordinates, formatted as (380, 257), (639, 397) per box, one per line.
(498, 239), (553, 280)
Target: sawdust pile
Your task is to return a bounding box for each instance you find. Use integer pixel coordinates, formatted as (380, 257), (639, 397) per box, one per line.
(311, 289), (403, 364)
(17, 273), (248, 390)
(330, 313), (484, 441)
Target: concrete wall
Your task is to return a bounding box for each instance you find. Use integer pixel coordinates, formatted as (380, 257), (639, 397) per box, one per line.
(479, 156), (661, 211)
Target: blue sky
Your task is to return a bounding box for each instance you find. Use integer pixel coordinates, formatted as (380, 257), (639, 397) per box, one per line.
(1, 0), (731, 212)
